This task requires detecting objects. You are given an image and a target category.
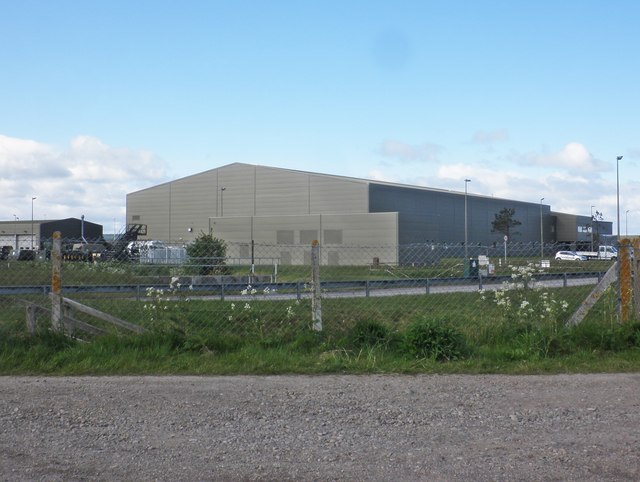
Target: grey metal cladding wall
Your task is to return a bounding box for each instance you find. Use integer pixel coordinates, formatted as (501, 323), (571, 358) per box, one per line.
(369, 184), (460, 244)
(369, 183), (547, 245)
(309, 176), (368, 214)
(255, 166), (309, 215)
(127, 184), (171, 240)
(170, 170), (218, 238)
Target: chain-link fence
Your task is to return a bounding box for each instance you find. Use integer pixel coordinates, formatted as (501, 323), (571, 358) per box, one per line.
(1, 235), (632, 348)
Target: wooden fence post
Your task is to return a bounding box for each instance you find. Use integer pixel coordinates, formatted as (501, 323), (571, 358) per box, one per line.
(51, 231), (63, 332)
(311, 240), (322, 332)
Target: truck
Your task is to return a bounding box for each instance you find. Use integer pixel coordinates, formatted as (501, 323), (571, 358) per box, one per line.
(576, 245), (618, 260)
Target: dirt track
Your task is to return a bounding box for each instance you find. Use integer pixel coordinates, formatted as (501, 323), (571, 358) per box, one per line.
(1, 374), (639, 481)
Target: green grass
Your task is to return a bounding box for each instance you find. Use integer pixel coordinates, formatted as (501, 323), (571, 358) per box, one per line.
(2, 284), (639, 375)
(0, 257), (632, 375)
(0, 254), (611, 286)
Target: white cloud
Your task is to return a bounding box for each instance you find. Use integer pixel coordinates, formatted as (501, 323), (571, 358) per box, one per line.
(514, 142), (608, 171)
(0, 134), (167, 233)
(379, 140), (441, 163)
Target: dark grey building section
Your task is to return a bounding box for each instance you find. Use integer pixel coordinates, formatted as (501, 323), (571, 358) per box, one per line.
(552, 212), (612, 247)
(369, 183), (551, 245)
(40, 218), (103, 243)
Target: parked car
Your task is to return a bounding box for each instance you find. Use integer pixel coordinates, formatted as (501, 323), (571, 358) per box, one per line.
(555, 250), (587, 261)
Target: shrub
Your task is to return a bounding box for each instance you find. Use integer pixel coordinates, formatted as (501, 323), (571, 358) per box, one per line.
(348, 319), (392, 349)
(403, 318), (468, 361)
(186, 232), (229, 275)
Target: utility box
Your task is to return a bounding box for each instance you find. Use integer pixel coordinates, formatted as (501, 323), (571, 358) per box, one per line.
(464, 258), (479, 277)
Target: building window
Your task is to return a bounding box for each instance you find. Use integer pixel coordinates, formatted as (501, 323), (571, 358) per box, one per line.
(132, 215), (140, 221)
(277, 230), (294, 244)
(300, 230), (318, 244)
(324, 229), (343, 244)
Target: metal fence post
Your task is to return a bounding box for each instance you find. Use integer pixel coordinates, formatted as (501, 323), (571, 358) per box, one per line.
(51, 231), (63, 332)
(311, 240), (322, 331)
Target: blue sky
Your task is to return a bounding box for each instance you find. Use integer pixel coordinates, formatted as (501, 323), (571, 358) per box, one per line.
(1, 0), (639, 235)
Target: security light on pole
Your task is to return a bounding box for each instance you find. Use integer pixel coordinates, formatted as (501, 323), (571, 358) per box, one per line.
(616, 155), (623, 240)
(31, 197), (36, 249)
(464, 179), (471, 261)
(540, 198), (544, 259)
(590, 205), (595, 251)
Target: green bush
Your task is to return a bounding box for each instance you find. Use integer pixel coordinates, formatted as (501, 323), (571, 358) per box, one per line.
(403, 318), (468, 361)
(185, 232), (230, 275)
(570, 320), (640, 352)
(348, 319), (392, 349)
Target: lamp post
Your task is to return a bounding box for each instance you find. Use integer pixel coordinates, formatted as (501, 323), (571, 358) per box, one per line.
(616, 155), (623, 240)
(13, 214), (19, 251)
(220, 187), (226, 217)
(616, 155), (623, 321)
(464, 179), (471, 261)
(31, 196), (36, 249)
(540, 198), (545, 259)
(590, 205), (595, 251)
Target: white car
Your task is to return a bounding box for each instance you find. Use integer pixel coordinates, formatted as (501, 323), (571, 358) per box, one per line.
(555, 251), (587, 261)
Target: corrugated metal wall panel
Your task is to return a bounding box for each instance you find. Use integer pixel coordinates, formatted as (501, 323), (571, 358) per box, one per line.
(127, 184), (171, 240)
(255, 166), (309, 215)
(216, 164), (256, 218)
(310, 176), (368, 214)
(170, 170), (219, 240)
(209, 213), (397, 265)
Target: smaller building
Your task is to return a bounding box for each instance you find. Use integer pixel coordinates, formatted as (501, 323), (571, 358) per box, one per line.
(552, 212), (613, 249)
(0, 217), (103, 252)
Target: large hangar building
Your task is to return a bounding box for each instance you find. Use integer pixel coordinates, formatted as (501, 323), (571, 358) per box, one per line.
(126, 163), (611, 264)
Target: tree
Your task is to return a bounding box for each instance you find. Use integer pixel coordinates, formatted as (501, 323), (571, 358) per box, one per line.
(591, 210), (604, 247)
(491, 208), (522, 239)
(186, 232), (229, 275)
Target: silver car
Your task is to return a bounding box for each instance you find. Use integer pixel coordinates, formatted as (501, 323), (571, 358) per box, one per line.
(555, 250), (587, 261)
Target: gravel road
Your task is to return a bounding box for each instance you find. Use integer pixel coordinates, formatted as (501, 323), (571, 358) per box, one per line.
(1, 374), (639, 481)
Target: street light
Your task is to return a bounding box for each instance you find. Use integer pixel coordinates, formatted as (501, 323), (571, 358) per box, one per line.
(540, 198), (545, 259)
(464, 179), (471, 261)
(13, 214), (19, 251)
(616, 155), (623, 240)
(220, 187), (226, 217)
(616, 155), (623, 321)
(590, 205), (595, 251)
(31, 196), (36, 249)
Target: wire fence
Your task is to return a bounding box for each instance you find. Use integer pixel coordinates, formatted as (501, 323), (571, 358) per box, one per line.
(2, 235), (634, 346)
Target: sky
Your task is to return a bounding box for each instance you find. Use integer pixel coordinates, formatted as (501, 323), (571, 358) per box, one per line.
(1, 0), (639, 236)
